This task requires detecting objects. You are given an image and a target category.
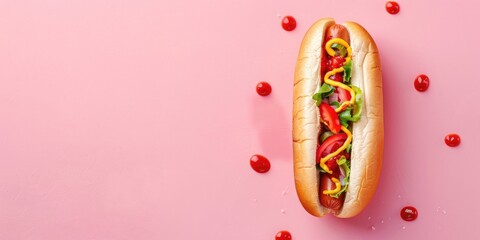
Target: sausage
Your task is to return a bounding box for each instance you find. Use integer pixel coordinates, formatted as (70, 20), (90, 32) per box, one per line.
(324, 24), (350, 43)
(320, 24), (351, 83)
(318, 23), (350, 211)
(319, 173), (345, 210)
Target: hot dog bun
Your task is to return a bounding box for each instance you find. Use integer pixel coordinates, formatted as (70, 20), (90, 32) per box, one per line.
(292, 18), (383, 218)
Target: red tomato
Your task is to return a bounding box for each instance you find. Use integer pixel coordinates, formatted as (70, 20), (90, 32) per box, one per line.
(336, 87), (351, 101)
(331, 56), (345, 68)
(326, 56), (345, 71)
(329, 73), (344, 82)
(324, 142), (341, 157)
(325, 158), (339, 172)
(316, 133), (348, 164)
(319, 102), (341, 133)
(324, 153), (346, 178)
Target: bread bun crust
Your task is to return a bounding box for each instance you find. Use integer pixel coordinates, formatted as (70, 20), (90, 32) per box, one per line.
(293, 18), (383, 218)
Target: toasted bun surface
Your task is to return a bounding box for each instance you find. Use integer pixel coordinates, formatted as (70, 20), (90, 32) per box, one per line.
(293, 18), (383, 218)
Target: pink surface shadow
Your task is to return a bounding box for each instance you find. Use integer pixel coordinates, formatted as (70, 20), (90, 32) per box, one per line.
(249, 91), (291, 161)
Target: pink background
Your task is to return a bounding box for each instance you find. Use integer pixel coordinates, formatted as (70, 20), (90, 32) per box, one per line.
(0, 0), (478, 239)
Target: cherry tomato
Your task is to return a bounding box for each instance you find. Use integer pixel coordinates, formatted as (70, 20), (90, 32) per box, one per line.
(275, 231), (292, 240)
(281, 16), (296, 31)
(316, 133), (348, 163)
(319, 102), (341, 133)
(336, 87), (351, 101)
(401, 206), (418, 221)
(256, 82), (272, 96)
(386, 1), (400, 15)
(445, 133), (461, 147)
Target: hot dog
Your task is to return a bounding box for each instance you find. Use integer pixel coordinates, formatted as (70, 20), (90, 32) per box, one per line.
(292, 18), (383, 218)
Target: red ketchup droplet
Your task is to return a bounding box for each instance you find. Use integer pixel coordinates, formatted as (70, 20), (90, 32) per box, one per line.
(250, 154), (271, 173)
(414, 74), (430, 92)
(401, 206), (418, 221)
(256, 82), (272, 96)
(386, 1), (400, 14)
(445, 133), (461, 147)
(275, 230), (292, 240)
(281, 16), (296, 31)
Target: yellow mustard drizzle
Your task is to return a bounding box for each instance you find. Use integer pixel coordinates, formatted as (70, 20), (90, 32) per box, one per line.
(324, 69), (356, 113)
(323, 177), (342, 195)
(325, 38), (352, 63)
(318, 38), (354, 196)
(323, 38), (355, 113)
